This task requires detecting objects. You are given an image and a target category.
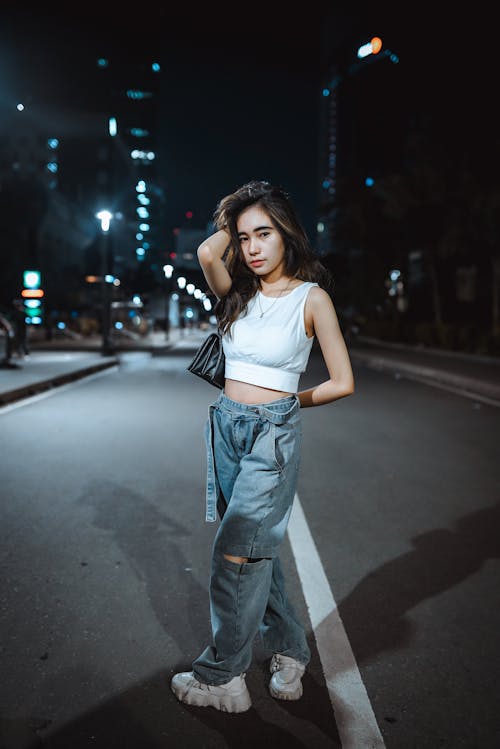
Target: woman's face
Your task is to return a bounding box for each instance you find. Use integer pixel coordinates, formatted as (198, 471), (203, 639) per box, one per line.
(236, 204), (286, 281)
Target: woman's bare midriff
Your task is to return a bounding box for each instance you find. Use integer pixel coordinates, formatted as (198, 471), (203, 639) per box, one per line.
(223, 378), (293, 404)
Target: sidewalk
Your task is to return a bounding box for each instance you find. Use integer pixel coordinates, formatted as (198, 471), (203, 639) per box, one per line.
(0, 352), (119, 406)
(0, 327), (206, 406)
(1, 329), (499, 408)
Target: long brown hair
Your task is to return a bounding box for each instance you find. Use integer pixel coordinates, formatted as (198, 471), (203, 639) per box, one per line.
(213, 180), (332, 335)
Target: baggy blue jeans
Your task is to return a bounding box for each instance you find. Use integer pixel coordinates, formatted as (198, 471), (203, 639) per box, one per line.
(192, 391), (311, 685)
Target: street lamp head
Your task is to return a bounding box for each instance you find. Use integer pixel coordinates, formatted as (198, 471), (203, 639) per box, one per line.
(96, 209), (113, 232)
(357, 37), (383, 59)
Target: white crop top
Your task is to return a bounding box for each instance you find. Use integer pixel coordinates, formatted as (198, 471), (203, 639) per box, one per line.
(222, 281), (319, 392)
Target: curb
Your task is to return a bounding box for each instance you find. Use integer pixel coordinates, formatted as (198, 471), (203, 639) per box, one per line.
(0, 358), (119, 407)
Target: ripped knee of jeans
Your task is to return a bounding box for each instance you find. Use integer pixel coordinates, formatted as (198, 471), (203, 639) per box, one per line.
(223, 553), (271, 564)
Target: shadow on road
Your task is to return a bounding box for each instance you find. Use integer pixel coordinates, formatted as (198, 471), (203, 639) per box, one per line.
(337, 500), (500, 663)
(1, 663), (339, 748)
(79, 479), (207, 658)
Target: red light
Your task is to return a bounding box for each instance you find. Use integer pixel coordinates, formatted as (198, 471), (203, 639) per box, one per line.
(185, 211), (193, 219)
(169, 252), (177, 259)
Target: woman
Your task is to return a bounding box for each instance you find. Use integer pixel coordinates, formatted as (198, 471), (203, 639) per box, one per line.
(171, 180), (354, 713)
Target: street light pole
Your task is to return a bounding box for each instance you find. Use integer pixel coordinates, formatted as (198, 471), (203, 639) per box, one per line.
(163, 264), (174, 341)
(96, 210), (114, 356)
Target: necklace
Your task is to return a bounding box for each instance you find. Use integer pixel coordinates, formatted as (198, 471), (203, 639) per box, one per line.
(257, 280), (293, 318)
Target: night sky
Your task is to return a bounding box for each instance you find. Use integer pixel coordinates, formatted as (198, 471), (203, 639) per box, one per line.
(1, 2), (494, 240)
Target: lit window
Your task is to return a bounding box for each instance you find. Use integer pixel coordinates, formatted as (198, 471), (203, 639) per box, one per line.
(126, 90), (153, 100)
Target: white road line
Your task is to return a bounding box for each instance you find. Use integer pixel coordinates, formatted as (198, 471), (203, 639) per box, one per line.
(0, 365), (118, 414)
(288, 493), (386, 749)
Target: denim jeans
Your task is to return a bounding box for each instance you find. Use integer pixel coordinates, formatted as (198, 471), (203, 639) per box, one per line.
(192, 391), (311, 685)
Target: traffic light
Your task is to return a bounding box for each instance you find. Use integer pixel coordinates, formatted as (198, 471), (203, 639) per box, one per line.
(21, 269), (44, 325)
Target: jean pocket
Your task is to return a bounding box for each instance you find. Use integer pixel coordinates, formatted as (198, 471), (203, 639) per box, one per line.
(271, 421), (300, 474)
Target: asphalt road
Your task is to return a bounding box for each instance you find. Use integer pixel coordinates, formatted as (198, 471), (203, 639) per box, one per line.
(1, 343), (499, 749)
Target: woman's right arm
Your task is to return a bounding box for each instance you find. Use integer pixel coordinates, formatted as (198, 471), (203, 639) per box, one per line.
(197, 229), (233, 299)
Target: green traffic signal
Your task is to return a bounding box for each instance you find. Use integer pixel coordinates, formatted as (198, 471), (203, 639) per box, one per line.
(23, 269), (42, 289)
(22, 269), (44, 324)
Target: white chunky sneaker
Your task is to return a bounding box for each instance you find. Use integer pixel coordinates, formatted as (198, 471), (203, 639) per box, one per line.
(269, 654), (306, 700)
(170, 671), (252, 713)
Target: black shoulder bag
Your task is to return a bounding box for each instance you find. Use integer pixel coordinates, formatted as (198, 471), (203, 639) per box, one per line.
(187, 329), (225, 389)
